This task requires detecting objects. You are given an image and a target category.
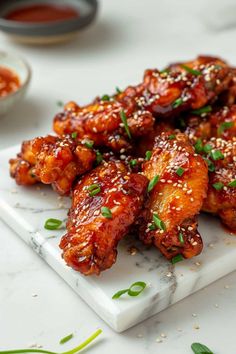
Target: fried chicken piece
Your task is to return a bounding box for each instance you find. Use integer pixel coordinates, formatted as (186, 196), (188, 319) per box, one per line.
(53, 99), (154, 153)
(59, 160), (148, 275)
(9, 135), (96, 195)
(131, 56), (232, 118)
(138, 133), (208, 260)
(218, 68), (236, 106)
(185, 104), (236, 143)
(201, 137), (236, 231)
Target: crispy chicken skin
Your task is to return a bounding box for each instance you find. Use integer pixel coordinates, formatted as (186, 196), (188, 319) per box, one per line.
(9, 135), (96, 195)
(138, 133), (208, 260)
(53, 100), (154, 153)
(59, 161), (148, 275)
(201, 137), (236, 230)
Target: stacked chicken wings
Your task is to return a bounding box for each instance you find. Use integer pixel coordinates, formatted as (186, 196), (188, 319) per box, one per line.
(9, 55), (236, 275)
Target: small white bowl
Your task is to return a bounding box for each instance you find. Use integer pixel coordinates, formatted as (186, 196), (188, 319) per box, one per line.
(0, 51), (31, 115)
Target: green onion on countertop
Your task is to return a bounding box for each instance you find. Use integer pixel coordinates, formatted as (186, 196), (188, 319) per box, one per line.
(191, 342), (213, 354)
(44, 218), (63, 230)
(112, 281), (146, 299)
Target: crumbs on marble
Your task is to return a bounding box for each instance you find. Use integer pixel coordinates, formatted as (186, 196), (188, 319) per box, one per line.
(10, 189), (18, 194)
(208, 243), (214, 248)
(224, 284), (230, 289)
(127, 246), (139, 255)
(32, 293), (38, 298)
(28, 343), (43, 348)
(165, 271), (172, 278)
(136, 333), (143, 338)
(194, 261), (201, 267)
(192, 313), (197, 317)
(193, 324), (200, 330)
(177, 328), (183, 332)
(214, 303), (219, 308)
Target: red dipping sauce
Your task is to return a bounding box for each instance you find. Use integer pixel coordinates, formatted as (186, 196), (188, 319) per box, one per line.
(5, 4), (80, 23)
(0, 66), (20, 97)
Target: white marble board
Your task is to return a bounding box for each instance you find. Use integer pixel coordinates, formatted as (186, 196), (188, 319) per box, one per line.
(1, 145), (236, 332)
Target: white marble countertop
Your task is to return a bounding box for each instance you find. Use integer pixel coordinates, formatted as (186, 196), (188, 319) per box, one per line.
(1, 0), (236, 352)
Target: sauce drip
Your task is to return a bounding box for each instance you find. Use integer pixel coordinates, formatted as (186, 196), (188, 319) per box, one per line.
(5, 4), (80, 23)
(0, 66), (21, 98)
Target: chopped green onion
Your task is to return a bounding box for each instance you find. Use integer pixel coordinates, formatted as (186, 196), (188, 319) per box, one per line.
(0, 329), (102, 354)
(191, 105), (212, 115)
(191, 342), (213, 354)
(176, 167), (185, 177)
(60, 333), (73, 345)
(44, 218), (62, 230)
(101, 206), (112, 219)
(228, 179), (236, 188)
(95, 151), (103, 165)
(130, 159), (137, 167)
(83, 139), (94, 149)
(203, 144), (212, 154)
(194, 139), (203, 153)
(212, 182), (224, 191)
(101, 94), (110, 101)
(218, 121), (233, 135)
(116, 86), (122, 94)
(153, 213), (166, 231)
(120, 110), (132, 139)
(168, 134), (176, 140)
(160, 68), (170, 74)
(203, 157), (215, 172)
(71, 132), (77, 139)
(148, 224), (156, 231)
(210, 150), (224, 161)
(112, 281), (146, 299)
(88, 184), (101, 197)
(147, 175), (159, 192)
(173, 97), (184, 109)
(181, 64), (202, 76)
(145, 150), (152, 160)
(178, 233), (184, 244)
(171, 254), (184, 264)
(57, 100), (64, 107)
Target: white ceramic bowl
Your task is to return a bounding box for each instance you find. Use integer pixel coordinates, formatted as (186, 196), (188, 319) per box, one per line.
(0, 51), (31, 115)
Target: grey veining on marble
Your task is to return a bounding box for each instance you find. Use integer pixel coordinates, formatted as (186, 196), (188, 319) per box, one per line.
(1, 145), (236, 332)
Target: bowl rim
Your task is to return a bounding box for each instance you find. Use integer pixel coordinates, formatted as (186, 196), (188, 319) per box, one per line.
(0, 51), (31, 101)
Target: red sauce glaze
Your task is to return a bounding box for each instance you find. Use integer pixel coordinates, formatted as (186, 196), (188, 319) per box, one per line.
(0, 66), (20, 97)
(5, 4), (80, 23)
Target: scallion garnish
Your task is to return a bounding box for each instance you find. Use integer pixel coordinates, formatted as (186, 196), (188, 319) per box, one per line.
(203, 144), (212, 154)
(60, 333), (73, 345)
(210, 150), (224, 161)
(112, 281), (146, 299)
(191, 105), (212, 115)
(83, 139), (94, 149)
(116, 86), (122, 94)
(173, 97), (184, 108)
(181, 64), (201, 76)
(0, 329), (102, 354)
(178, 233), (184, 244)
(57, 100), (64, 107)
(176, 167), (185, 177)
(120, 110), (131, 139)
(88, 184), (101, 197)
(44, 218), (62, 230)
(168, 134), (176, 140)
(101, 94), (110, 101)
(218, 121), (233, 135)
(130, 159), (137, 167)
(145, 150), (152, 160)
(203, 157), (215, 172)
(194, 139), (203, 153)
(191, 342), (213, 354)
(147, 175), (159, 192)
(71, 132), (77, 139)
(101, 206), (112, 219)
(95, 151), (103, 165)
(171, 254), (184, 264)
(212, 182), (224, 191)
(153, 213), (166, 231)
(228, 179), (236, 188)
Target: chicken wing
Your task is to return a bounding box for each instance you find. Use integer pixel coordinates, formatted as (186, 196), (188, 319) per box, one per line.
(138, 133), (208, 260)
(59, 160), (148, 275)
(9, 134), (96, 195)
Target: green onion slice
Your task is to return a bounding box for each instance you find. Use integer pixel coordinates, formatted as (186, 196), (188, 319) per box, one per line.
(203, 144), (212, 154)
(44, 218), (62, 230)
(210, 150), (224, 161)
(116, 86), (122, 94)
(60, 333), (73, 345)
(147, 175), (159, 192)
(101, 206), (112, 219)
(153, 213), (166, 231)
(112, 281), (146, 299)
(71, 132), (77, 139)
(57, 100), (64, 107)
(95, 151), (103, 165)
(83, 139), (94, 149)
(218, 121), (233, 135)
(191, 105), (212, 115)
(173, 97), (184, 108)
(101, 94), (110, 101)
(88, 184), (101, 197)
(120, 110), (131, 139)
(181, 64), (202, 76)
(191, 342), (213, 354)
(203, 158), (215, 172)
(145, 150), (152, 160)
(171, 254), (184, 264)
(194, 139), (203, 153)
(168, 134), (176, 140)
(228, 179), (236, 188)
(130, 159), (137, 167)
(212, 182), (224, 191)
(178, 233), (184, 244)
(176, 167), (185, 177)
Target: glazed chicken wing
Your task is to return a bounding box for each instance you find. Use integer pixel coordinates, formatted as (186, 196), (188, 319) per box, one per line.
(60, 160), (148, 275)
(9, 134), (96, 195)
(138, 133), (208, 260)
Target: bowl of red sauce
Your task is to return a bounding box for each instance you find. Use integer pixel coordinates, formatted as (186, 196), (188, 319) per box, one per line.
(0, 0), (98, 44)
(0, 51), (31, 115)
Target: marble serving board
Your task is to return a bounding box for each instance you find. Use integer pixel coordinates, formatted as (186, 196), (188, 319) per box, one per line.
(1, 145), (236, 332)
